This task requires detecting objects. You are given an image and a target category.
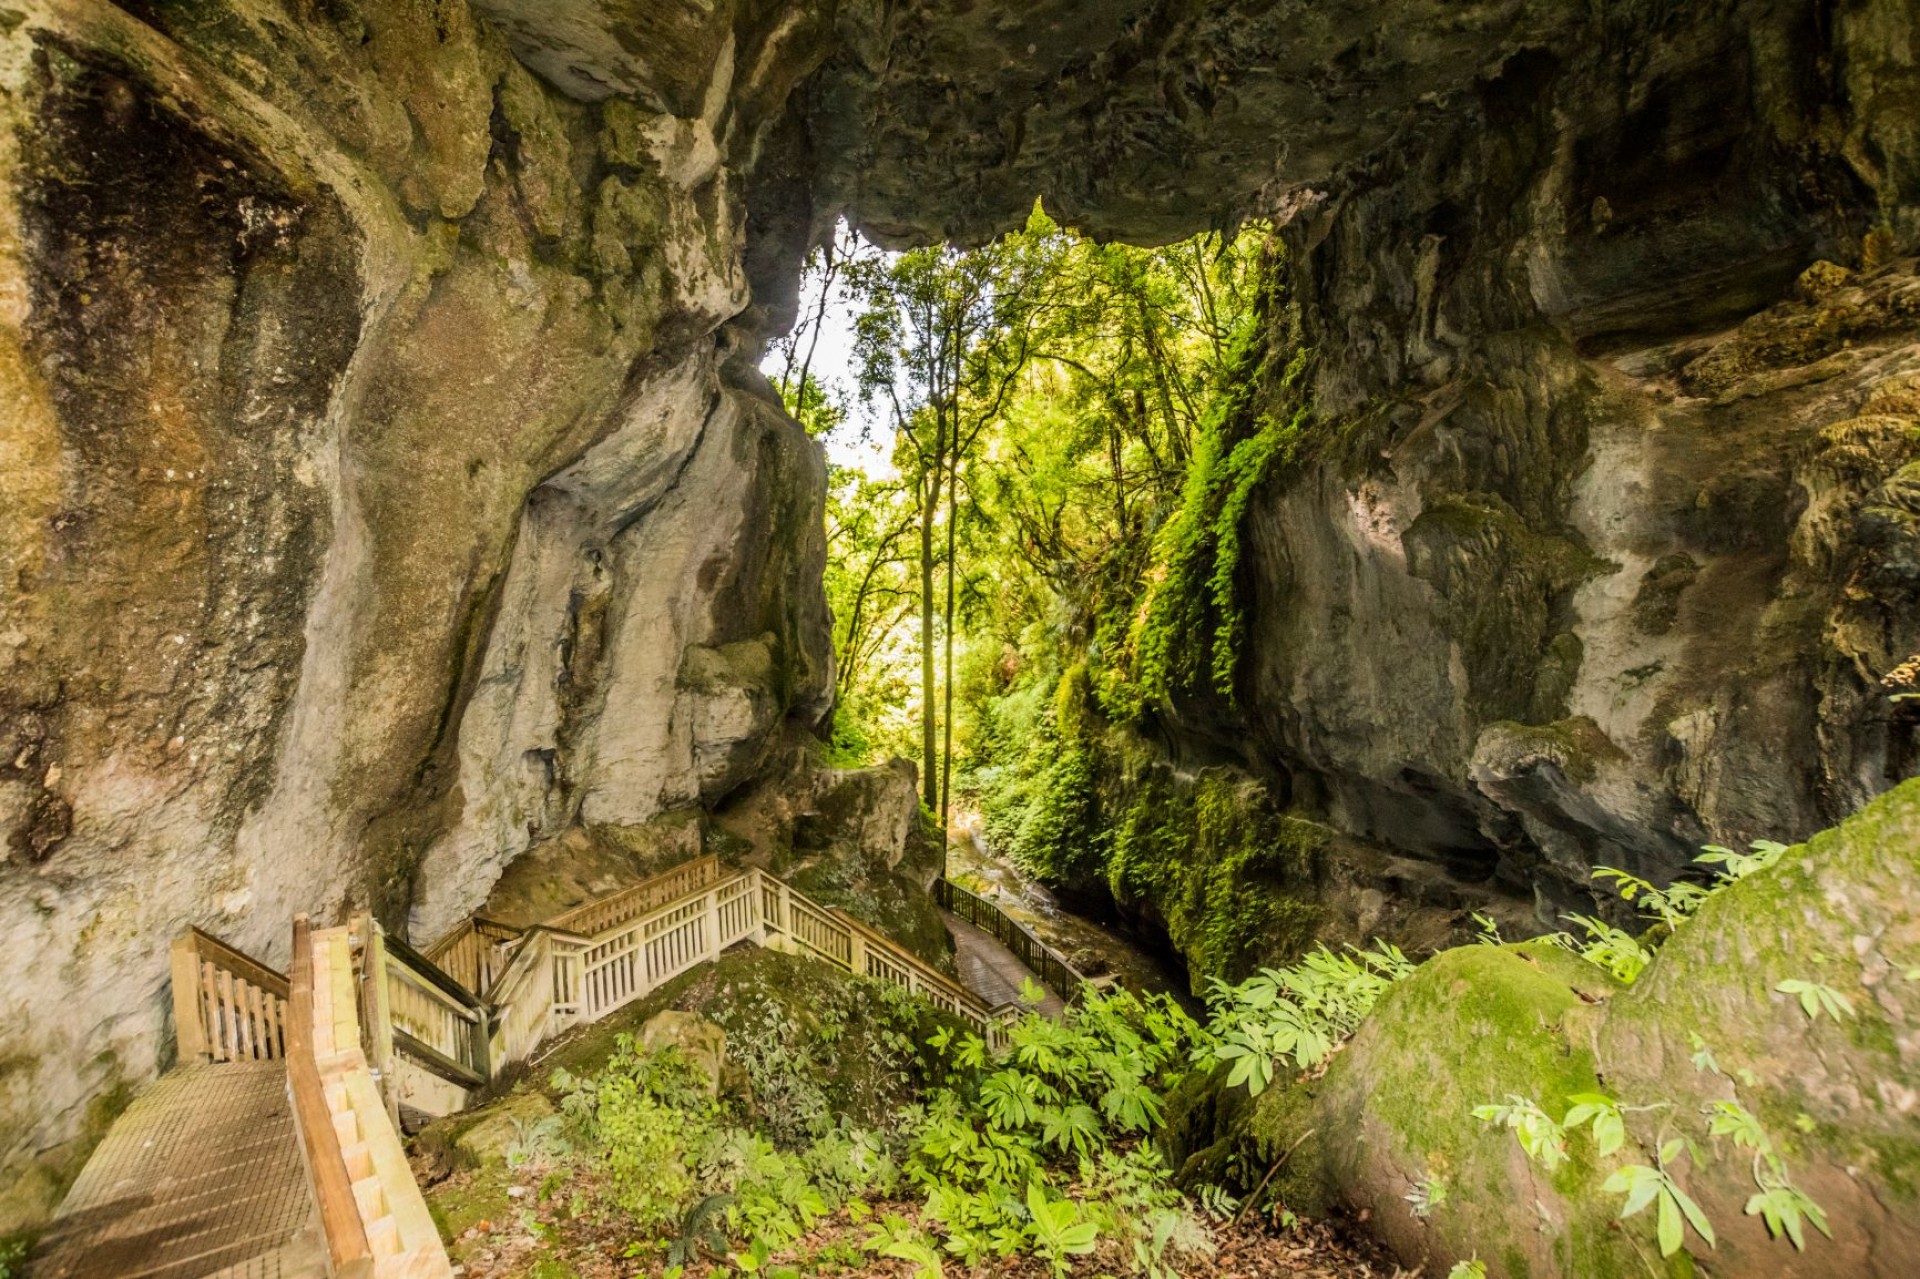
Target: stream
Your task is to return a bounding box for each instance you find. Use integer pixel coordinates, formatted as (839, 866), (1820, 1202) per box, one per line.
(944, 810), (1195, 1005)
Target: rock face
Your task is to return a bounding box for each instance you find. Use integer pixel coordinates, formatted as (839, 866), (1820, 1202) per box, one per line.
(3, 0), (1917, 1239)
(1165, 778), (1920, 1278)
(0, 0), (835, 1224)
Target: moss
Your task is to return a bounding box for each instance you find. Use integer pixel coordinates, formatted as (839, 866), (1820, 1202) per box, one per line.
(1631, 553), (1700, 635)
(1107, 766), (1327, 986)
(1404, 494), (1609, 725)
(1475, 717), (1627, 786)
(426, 1161), (515, 1251)
(515, 948), (955, 1138)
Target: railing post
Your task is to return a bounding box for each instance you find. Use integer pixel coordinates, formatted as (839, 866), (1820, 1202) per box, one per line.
(169, 932), (207, 1065)
(847, 925), (867, 978)
(353, 914), (401, 1129)
(705, 886), (723, 963)
(747, 869), (768, 945)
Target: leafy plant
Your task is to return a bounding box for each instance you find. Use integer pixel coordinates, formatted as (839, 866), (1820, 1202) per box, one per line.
(1775, 978), (1854, 1022)
(1024, 1183), (1100, 1278)
(1471, 1096), (1567, 1172)
(1405, 1171), (1450, 1220)
(1705, 1098), (1833, 1250)
(1447, 1260), (1488, 1279)
(862, 1213), (945, 1279)
(1561, 1092), (1626, 1157)
(1546, 915), (1654, 984)
(1201, 941), (1413, 1093)
(1601, 1142), (1715, 1259)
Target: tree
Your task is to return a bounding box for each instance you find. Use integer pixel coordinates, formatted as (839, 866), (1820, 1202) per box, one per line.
(847, 218), (1065, 820)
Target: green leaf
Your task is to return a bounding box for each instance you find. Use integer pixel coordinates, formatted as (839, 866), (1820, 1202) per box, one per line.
(1656, 1189), (1682, 1257)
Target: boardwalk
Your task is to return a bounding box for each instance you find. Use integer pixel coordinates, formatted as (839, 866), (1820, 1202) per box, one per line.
(32, 1060), (323, 1279)
(943, 910), (1068, 1018)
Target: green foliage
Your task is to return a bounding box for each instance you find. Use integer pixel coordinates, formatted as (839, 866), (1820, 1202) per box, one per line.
(1775, 978), (1855, 1022)
(1550, 837), (1793, 986)
(1024, 1183), (1100, 1277)
(1697, 1090), (1834, 1249)
(1603, 1146), (1716, 1259)
(553, 1038), (711, 1229)
(904, 988), (1212, 1275)
(1201, 941), (1414, 1094)
(1133, 330), (1306, 706)
(1544, 914), (1654, 984)
(0, 1233), (29, 1279)
(1471, 1096), (1569, 1172)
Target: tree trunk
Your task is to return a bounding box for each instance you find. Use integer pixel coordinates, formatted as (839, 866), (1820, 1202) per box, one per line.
(918, 413), (946, 812)
(940, 448), (959, 825)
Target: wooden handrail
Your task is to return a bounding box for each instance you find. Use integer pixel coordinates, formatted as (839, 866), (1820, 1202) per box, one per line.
(383, 932), (488, 1011)
(179, 926), (290, 995)
(546, 855), (721, 935)
(832, 906), (991, 1015)
(170, 927), (291, 1064)
(287, 914), (373, 1278)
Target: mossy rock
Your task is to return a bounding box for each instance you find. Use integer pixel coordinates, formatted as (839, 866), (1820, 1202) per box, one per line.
(1105, 764), (1328, 986)
(506, 948), (958, 1142)
(1164, 780), (1920, 1277)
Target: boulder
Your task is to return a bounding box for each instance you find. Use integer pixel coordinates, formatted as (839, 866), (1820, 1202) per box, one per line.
(639, 1011), (728, 1097)
(1168, 778), (1920, 1277)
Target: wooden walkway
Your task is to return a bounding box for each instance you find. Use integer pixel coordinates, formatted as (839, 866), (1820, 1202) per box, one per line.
(944, 911), (1067, 1018)
(32, 1060), (324, 1279)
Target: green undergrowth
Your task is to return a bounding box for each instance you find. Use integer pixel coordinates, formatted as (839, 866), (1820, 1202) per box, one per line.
(973, 676), (1330, 986)
(417, 786), (1920, 1278)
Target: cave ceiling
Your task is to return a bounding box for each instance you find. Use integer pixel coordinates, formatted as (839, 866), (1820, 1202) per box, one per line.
(474, 0), (1579, 246)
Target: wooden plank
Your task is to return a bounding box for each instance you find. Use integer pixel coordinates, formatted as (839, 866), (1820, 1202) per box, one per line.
(287, 914), (374, 1279)
(391, 1030), (486, 1091)
(184, 925), (291, 996)
(169, 934), (207, 1064)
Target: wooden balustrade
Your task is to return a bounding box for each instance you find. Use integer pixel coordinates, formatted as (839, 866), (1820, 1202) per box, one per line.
(379, 934), (490, 1095)
(421, 916), (523, 998)
(546, 855), (721, 938)
(169, 927), (290, 1064)
(286, 914), (375, 1279)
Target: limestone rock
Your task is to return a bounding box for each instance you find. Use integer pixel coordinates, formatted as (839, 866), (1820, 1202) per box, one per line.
(453, 1092), (557, 1167)
(639, 1011), (728, 1097)
(1167, 779), (1920, 1277)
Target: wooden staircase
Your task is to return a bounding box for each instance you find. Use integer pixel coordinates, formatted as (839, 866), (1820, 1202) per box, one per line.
(39, 856), (1034, 1279)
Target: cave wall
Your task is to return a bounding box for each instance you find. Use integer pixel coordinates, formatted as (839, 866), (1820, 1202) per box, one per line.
(809, 0), (1920, 929)
(1228, 0), (1920, 919)
(3, 0), (1918, 1236)
(0, 0), (834, 1225)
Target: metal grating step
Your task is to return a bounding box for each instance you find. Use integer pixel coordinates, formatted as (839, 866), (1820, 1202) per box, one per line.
(31, 1060), (321, 1279)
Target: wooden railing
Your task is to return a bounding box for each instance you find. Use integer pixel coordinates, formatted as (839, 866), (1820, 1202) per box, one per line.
(380, 934), (490, 1089)
(936, 878), (1092, 1004)
(304, 916), (455, 1279)
(160, 858), (1025, 1279)
(286, 914), (374, 1279)
(420, 916), (523, 998)
(170, 926), (290, 1064)
(545, 855), (722, 938)
(758, 873), (1006, 1038)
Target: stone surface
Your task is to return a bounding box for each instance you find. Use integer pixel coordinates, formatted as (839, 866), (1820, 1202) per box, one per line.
(452, 1091), (556, 1167)
(0, 0), (832, 1223)
(4, 0), (1919, 1238)
(638, 1011), (729, 1097)
(1166, 778), (1920, 1278)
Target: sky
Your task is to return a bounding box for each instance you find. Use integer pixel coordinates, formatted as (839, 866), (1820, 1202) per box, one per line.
(758, 229), (895, 476)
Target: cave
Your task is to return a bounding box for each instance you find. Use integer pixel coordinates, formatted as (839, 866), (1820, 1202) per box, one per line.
(2, 2), (1918, 1276)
